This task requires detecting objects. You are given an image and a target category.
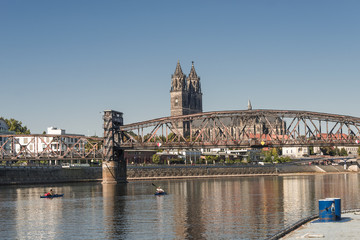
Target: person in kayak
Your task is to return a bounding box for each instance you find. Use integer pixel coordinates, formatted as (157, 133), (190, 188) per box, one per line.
(156, 186), (164, 194)
(45, 189), (54, 196)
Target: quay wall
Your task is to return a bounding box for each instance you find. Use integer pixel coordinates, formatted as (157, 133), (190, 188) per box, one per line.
(0, 166), (102, 185)
(127, 165), (277, 180)
(0, 164), (357, 185)
(127, 164), (356, 180)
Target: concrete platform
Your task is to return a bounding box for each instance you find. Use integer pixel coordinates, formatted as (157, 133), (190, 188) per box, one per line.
(281, 211), (360, 239)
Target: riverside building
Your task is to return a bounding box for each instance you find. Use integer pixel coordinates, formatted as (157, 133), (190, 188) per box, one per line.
(14, 127), (85, 155)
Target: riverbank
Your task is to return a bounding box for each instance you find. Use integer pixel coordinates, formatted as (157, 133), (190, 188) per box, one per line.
(271, 209), (360, 240)
(0, 166), (102, 185)
(0, 163), (358, 185)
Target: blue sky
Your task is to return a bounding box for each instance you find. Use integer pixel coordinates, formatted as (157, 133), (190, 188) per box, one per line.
(1, 0), (360, 136)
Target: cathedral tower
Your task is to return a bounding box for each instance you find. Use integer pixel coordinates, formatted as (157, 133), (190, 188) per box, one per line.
(187, 61), (202, 114)
(170, 61), (202, 117)
(170, 60), (188, 116)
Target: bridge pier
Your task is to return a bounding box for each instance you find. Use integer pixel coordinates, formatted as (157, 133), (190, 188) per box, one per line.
(102, 110), (127, 184)
(102, 158), (126, 184)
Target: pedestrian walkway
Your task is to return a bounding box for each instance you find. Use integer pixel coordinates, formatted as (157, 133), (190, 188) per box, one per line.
(281, 211), (360, 239)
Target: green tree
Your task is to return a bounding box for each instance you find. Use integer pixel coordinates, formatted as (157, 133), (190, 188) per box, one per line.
(205, 155), (218, 163)
(0, 117), (30, 134)
(320, 147), (336, 156)
(263, 148), (292, 163)
(170, 158), (184, 164)
(340, 148), (348, 156)
(167, 132), (177, 141)
(329, 147), (336, 156)
(225, 158), (233, 164)
(278, 156), (291, 163)
(263, 150), (272, 162)
(309, 146), (315, 155)
(152, 154), (160, 164)
(271, 148), (279, 161)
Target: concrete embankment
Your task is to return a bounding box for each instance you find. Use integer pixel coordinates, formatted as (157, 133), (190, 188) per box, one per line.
(0, 166), (102, 185)
(0, 164), (358, 185)
(273, 209), (360, 240)
(127, 164), (358, 180)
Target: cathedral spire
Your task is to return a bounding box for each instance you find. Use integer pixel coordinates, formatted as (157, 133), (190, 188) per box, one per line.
(248, 100), (252, 110)
(171, 60), (186, 91)
(187, 61), (201, 93)
(174, 60), (184, 77)
(188, 61), (198, 79)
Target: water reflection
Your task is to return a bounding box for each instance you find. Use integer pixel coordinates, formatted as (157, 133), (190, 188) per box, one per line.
(102, 183), (127, 239)
(0, 174), (359, 239)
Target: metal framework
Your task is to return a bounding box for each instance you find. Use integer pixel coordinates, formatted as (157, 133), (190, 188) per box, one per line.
(103, 110), (124, 162)
(2, 109), (360, 161)
(119, 109), (360, 149)
(102, 110), (127, 183)
(0, 134), (103, 161)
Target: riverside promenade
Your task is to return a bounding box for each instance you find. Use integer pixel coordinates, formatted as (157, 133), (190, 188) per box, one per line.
(279, 210), (360, 239)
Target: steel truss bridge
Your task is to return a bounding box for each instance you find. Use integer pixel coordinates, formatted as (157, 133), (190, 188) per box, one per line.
(119, 109), (360, 149)
(0, 134), (103, 161)
(2, 109), (360, 162)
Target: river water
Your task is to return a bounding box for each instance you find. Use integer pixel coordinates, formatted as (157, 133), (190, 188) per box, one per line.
(1, 173), (359, 240)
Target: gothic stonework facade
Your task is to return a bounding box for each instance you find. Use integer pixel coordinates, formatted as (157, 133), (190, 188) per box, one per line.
(170, 61), (202, 117)
(169, 61), (284, 137)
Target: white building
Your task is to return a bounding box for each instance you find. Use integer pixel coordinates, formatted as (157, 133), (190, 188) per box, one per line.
(14, 127), (85, 155)
(282, 147), (309, 158)
(167, 147), (260, 163)
(163, 149), (202, 163)
(334, 146), (358, 157)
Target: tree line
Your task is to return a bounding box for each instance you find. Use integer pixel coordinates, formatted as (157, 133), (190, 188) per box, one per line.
(0, 117), (31, 134)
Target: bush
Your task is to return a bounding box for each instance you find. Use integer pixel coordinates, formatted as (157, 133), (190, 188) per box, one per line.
(152, 154), (160, 164)
(205, 155), (219, 163)
(170, 158), (184, 164)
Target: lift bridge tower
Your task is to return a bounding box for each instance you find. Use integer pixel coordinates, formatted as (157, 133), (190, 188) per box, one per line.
(102, 110), (127, 184)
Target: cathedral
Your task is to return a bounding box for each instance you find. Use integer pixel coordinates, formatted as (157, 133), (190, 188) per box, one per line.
(169, 61), (285, 137)
(170, 61), (202, 117)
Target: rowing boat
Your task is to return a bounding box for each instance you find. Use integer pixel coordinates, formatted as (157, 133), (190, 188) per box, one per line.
(40, 194), (64, 198)
(154, 192), (167, 196)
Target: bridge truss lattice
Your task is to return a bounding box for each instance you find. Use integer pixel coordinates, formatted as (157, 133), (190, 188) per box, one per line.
(0, 135), (103, 161)
(119, 109), (360, 149)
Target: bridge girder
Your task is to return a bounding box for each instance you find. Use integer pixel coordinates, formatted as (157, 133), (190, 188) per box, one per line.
(119, 109), (360, 149)
(0, 134), (103, 161)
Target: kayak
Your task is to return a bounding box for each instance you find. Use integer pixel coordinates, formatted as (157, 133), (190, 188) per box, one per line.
(155, 192), (167, 196)
(40, 194), (64, 198)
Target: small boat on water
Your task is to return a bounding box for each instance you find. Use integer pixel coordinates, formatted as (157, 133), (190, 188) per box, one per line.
(40, 194), (64, 198)
(154, 192), (167, 196)
(152, 183), (167, 195)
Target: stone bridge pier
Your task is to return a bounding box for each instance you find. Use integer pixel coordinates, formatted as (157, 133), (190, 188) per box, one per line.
(102, 110), (127, 184)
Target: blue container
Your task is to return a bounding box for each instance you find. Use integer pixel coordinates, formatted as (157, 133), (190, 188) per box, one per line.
(318, 199), (336, 222)
(326, 198), (341, 220)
